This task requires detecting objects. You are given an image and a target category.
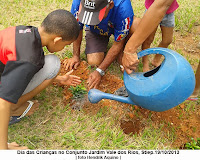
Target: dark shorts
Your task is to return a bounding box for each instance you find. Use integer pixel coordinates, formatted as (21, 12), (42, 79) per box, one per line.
(85, 29), (110, 54)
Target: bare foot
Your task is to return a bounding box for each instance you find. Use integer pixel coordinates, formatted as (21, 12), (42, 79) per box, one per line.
(26, 100), (39, 116)
(190, 90), (199, 98)
(8, 142), (28, 150)
(152, 54), (162, 67)
(151, 60), (161, 67)
(143, 63), (150, 72)
(11, 100), (39, 116)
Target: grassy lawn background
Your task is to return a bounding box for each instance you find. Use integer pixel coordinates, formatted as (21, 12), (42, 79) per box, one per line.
(0, 0), (199, 149)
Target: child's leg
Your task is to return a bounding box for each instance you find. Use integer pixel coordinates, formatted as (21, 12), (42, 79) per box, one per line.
(11, 54), (60, 116)
(11, 79), (55, 116)
(141, 27), (158, 72)
(152, 12), (175, 67)
(87, 52), (105, 66)
(191, 60), (200, 98)
(85, 29), (109, 66)
(152, 25), (173, 67)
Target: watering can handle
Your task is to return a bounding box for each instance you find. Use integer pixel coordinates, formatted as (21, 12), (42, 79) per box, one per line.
(124, 47), (176, 75)
(137, 47), (175, 59)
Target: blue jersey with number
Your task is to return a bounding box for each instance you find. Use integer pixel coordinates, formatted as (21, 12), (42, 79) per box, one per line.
(71, 0), (134, 42)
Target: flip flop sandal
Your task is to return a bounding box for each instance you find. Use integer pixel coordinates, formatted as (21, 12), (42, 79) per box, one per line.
(186, 97), (198, 101)
(114, 86), (129, 97)
(9, 100), (34, 125)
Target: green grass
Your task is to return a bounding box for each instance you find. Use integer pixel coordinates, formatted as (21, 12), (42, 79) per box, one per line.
(1, 0), (199, 150)
(9, 86), (172, 150)
(185, 138), (200, 150)
(175, 0), (200, 33)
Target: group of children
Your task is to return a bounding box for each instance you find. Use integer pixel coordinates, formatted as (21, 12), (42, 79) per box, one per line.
(0, 0), (199, 150)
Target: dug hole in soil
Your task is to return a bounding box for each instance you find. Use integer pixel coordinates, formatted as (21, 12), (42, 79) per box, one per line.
(56, 59), (200, 149)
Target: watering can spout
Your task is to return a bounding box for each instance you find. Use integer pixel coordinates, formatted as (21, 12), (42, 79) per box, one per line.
(88, 89), (136, 105)
(88, 48), (195, 112)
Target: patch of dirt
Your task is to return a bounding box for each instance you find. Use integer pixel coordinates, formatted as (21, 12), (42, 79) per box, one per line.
(56, 27), (200, 149)
(57, 58), (200, 149)
(173, 25), (200, 69)
(120, 119), (144, 135)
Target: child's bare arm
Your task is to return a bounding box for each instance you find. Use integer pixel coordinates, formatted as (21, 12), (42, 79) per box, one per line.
(0, 99), (28, 150)
(125, 0), (174, 53)
(0, 98), (11, 149)
(65, 30), (83, 70)
(123, 0), (174, 74)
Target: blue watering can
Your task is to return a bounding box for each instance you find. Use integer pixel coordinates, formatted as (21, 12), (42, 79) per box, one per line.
(88, 48), (195, 112)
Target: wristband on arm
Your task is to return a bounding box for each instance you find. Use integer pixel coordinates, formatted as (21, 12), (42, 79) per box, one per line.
(96, 68), (105, 76)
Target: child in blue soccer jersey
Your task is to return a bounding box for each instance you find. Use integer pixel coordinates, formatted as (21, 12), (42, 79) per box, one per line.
(66, 0), (140, 89)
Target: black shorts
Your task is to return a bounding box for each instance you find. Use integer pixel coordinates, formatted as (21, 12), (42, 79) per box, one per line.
(85, 29), (110, 54)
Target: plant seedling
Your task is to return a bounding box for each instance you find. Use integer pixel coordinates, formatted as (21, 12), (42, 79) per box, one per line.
(68, 84), (87, 99)
(185, 138), (200, 149)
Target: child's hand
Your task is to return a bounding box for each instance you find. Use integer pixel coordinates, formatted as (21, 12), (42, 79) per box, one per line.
(8, 142), (28, 150)
(64, 56), (80, 71)
(122, 52), (139, 74)
(58, 70), (81, 86)
(87, 70), (101, 89)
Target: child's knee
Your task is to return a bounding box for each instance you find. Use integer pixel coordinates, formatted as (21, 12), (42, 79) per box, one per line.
(87, 53), (104, 66)
(87, 58), (103, 66)
(44, 54), (61, 79)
